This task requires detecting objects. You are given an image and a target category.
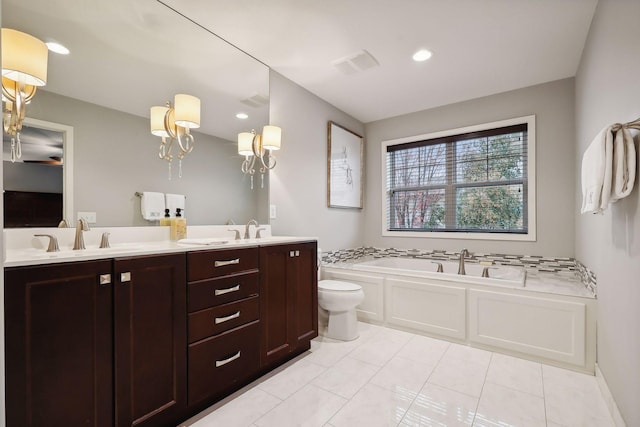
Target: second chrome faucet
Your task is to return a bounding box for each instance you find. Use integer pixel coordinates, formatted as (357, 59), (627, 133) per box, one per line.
(458, 248), (470, 275)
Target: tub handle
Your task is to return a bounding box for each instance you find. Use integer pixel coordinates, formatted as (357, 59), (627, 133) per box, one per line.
(481, 266), (499, 278)
(431, 261), (443, 273)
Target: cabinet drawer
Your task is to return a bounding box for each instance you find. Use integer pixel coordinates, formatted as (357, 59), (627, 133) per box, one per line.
(188, 248), (259, 282)
(188, 272), (258, 312)
(188, 321), (260, 406)
(189, 296), (259, 343)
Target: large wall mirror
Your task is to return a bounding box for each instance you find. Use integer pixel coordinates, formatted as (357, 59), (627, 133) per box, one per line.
(2, 0), (271, 228)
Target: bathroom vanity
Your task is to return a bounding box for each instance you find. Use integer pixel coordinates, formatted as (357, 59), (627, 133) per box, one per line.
(4, 236), (318, 427)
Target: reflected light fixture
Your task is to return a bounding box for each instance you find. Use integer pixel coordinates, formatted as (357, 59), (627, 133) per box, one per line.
(150, 94), (200, 179)
(238, 125), (282, 189)
(1, 28), (49, 162)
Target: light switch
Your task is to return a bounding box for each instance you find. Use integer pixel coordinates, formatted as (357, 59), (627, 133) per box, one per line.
(270, 204), (277, 219)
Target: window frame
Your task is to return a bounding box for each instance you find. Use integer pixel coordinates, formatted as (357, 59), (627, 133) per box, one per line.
(381, 115), (536, 241)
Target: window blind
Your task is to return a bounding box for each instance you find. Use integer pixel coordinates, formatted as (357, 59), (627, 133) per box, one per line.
(386, 123), (528, 233)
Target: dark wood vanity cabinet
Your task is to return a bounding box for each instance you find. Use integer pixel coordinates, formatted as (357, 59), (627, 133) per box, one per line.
(186, 247), (261, 407)
(5, 260), (114, 427)
(259, 241), (318, 367)
(4, 240), (319, 427)
(4, 253), (187, 427)
(113, 254), (187, 427)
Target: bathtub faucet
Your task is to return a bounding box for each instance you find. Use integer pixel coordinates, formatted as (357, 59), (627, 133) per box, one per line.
(458, 248), (470, 275)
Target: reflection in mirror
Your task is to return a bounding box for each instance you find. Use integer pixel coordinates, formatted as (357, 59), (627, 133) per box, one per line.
(2, 119), (73, 227)
(2, 0), (271, 227)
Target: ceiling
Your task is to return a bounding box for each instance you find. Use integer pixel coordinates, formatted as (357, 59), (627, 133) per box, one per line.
(163, 0), (598, 123)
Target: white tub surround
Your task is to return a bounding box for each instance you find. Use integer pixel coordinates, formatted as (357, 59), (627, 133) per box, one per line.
(322, 246), (598, 296)
(322, 256), (596, 374)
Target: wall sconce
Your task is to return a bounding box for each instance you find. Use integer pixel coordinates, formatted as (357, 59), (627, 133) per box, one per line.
(238, 125), (282, 189)
(1, 28), (49, 163)
(150, 94), (200, 179)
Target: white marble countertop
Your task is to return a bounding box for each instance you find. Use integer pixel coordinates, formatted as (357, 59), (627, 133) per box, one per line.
(322, 257), (595, 299)
(4, 225), (316, 268)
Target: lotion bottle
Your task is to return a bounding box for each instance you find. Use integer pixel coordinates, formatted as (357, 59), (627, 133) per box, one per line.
(171, 208), (187, 241)
(159, 209), (171, 227)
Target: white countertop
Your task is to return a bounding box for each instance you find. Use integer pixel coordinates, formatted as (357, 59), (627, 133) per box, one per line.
(4, 225), (316, 268)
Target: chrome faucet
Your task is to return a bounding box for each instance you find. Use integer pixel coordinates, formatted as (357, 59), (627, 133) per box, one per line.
(73, 218), (90, 250)
(458, 248), (470, 275)
(244, 219), (259, 239)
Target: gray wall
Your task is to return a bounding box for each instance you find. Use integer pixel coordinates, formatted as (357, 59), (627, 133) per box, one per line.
(575, 0), (640, 425)
(269, 71), (365, 251)
(364, 78), (576, 257)
(27, 90), (266, 226)
(3, 162), (62, 193)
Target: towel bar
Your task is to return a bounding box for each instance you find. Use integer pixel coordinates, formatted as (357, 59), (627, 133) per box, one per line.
(612, 117), (640, 132)
(134, 192), (186, 198)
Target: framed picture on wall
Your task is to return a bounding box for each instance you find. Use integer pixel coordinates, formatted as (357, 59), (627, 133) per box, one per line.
(327, 121), (364, 209)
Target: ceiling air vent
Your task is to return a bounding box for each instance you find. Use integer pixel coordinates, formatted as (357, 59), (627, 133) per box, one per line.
(240, 94), (270, 108)
(332, 50), (379, 75)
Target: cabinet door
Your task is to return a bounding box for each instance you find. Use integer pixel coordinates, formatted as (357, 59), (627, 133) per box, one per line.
(114, 253), (187, 427)
(5, 260), (113, 427)
(290, 242), (318, 347)
(259, 244), (293, 366)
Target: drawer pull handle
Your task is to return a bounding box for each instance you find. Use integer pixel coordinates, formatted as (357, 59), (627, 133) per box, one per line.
(214, 285), (240, 296)
(215, 311), (240, 324)
(214, 258), (240, 268)
(215, 351), (241, 368)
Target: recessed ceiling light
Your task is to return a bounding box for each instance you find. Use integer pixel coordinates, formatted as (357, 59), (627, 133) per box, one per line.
(412, 49), (432, 62)
(46, 42), (70, 55)
(236, 113), (249, 119)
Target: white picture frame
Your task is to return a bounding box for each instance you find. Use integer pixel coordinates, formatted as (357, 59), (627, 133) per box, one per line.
(327, 121), (364, 209)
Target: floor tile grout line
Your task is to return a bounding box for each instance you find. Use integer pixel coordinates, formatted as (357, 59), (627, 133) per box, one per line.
(470, 351), (494, 426)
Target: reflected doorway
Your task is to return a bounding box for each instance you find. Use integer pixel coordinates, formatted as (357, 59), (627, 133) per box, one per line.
(3, 119), (73, 227)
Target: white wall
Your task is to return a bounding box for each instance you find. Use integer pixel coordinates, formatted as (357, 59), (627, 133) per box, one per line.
(575, 0), (640, 425)
(269, 71), (365, 251)
(364, 78), (576, 256)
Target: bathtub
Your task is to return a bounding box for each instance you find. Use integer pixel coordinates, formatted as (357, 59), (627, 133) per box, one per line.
(352, 257), (526, 287)
(322, 257), (596, 373)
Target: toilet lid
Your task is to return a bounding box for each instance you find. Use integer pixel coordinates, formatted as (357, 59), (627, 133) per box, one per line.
(319, 280), (362, 291)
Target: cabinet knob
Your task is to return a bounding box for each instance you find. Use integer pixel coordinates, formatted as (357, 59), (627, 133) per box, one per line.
(120, 272), (131, 283)
(99, 274), (111, 285)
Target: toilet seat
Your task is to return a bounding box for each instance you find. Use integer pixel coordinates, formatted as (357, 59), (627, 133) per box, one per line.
(318, 280), (362, 292)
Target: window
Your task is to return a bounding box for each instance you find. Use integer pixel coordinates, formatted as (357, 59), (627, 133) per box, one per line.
(382, 116), (536, 241)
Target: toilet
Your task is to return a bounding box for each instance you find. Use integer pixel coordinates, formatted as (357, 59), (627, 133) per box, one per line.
(317, 250), (365, 341)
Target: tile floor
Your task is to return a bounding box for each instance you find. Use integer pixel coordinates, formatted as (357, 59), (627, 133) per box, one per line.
(181, 322), (615, 427)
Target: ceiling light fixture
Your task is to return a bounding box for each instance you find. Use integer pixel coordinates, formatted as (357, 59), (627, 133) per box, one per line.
(238, 125), (282, 189)
(1, 28), (49, 163)
(236, 112), (248, 119)
(412, 49), (432, 62)
(45, 42), (70, 55)
(150, 94), (201, 179)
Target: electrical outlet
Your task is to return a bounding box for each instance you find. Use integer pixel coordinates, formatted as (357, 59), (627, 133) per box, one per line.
(269, 204), (277, 219)
(77, 211), (97, 224)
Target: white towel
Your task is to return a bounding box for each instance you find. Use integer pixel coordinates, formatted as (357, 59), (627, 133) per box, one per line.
(581, 126), (614, 214)
(610, 128), (636, 202)
(140, 192), (165, 221)
(165, 193), (186, 217)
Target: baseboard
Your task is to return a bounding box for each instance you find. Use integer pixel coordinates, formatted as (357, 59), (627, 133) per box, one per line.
(595, 363), (627, 427)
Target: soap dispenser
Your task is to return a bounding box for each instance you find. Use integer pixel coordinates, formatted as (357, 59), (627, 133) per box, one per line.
(171, 208), (187, 241)
(159, 209), (171, 226)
